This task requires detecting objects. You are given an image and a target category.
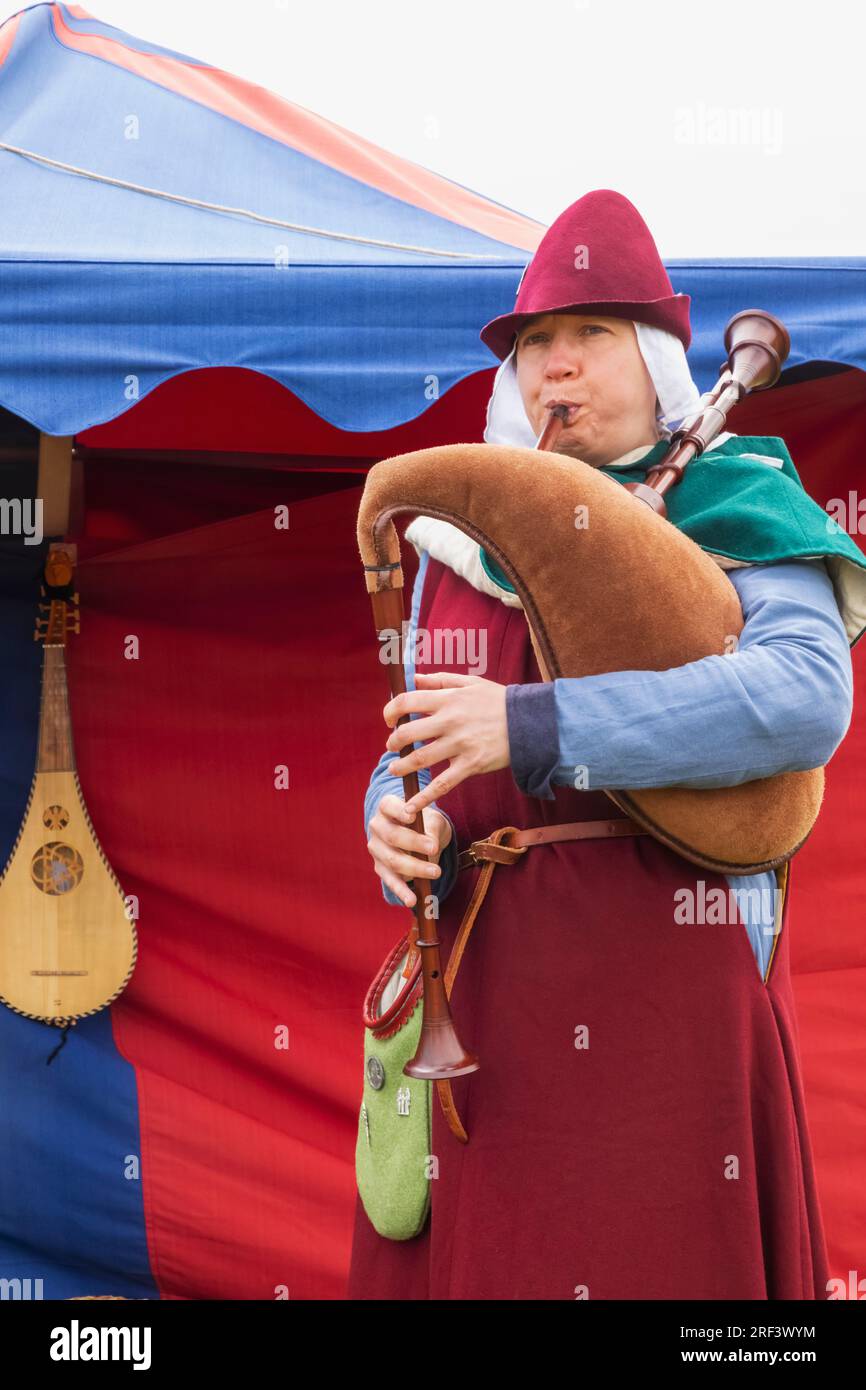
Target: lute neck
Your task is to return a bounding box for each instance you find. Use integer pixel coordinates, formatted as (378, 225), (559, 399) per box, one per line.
(37, 645), (75, 773)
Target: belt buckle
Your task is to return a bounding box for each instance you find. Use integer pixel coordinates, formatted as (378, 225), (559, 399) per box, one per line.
(466, 829), (527, 866)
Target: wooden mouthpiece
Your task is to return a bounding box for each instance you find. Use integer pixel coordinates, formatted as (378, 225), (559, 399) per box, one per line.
(536, 404), (569, 452)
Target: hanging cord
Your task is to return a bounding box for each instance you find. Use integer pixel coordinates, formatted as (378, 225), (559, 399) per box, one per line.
(46, 1021), (74, 1065)
(0, 140), (516, 261)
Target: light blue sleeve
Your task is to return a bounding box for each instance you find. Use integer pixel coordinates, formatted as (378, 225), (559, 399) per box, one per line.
(547, 558), (854, 793)
(363, 548), (459, 906)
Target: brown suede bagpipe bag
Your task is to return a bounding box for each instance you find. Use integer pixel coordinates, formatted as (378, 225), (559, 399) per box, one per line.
(357, 442), (823, 875)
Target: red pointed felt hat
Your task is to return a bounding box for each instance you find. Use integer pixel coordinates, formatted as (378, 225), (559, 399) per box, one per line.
(480, 189), (691, 360)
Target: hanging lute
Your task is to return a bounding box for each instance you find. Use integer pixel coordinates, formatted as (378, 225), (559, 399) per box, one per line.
(0, 544), (137, 1026)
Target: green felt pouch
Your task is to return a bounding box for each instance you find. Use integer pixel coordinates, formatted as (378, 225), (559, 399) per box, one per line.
(355, 932), (431, 1240)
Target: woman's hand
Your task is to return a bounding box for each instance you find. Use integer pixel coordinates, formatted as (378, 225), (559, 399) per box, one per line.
(383, 671), (511, 818)
(366, 795), (453, 908)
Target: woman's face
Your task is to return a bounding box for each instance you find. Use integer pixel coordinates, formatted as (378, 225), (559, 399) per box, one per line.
(514, 313), (660, 466)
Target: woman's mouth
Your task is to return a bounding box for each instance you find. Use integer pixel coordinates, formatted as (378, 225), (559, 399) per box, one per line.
(544, 401), (582, 425)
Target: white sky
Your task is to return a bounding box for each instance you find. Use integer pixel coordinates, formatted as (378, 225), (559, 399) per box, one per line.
(2, 0), (863, 255)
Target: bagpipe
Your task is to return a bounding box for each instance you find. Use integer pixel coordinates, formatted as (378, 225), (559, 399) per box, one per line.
(356, 310), (820, 1089)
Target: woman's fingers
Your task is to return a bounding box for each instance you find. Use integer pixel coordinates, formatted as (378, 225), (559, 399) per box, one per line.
(387, 733), (458, 778)
(367, 796), (443, 906)
(423, 806), (452, 852)
(403, 761), (467, 817)
(371, 806), (439, 857)
(368, 832), (442, 882)
(385, 712), (442, 750)
(374, 862), (417, 908)
(384, 717), (455, 777)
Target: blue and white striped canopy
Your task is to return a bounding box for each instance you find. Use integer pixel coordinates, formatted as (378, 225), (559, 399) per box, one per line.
(1, 4), (865, 437)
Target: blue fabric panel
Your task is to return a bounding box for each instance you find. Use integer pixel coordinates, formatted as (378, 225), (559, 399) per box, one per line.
(0, 261), (521, 435)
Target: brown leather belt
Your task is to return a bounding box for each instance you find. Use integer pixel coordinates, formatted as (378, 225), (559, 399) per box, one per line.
(435, 816), (651, 1143)
(457, 815), (652, 869)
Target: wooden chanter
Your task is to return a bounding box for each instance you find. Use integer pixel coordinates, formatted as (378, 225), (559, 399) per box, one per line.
(0, 544), (137, 1026)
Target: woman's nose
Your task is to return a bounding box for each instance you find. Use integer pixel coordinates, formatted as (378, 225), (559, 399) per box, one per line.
(544, 338), (582, 377)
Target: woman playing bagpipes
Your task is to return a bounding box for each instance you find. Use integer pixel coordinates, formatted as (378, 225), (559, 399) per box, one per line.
(349, 190), (866, 1300)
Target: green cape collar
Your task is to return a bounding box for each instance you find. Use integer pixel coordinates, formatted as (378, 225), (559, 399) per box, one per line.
(479, 434), (866, 647)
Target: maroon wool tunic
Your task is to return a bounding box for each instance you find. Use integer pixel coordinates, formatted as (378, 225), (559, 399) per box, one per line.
(347, 556), (831, 1300)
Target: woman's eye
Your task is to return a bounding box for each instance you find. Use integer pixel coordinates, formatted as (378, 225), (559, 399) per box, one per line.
(522, 325), (607, 346)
